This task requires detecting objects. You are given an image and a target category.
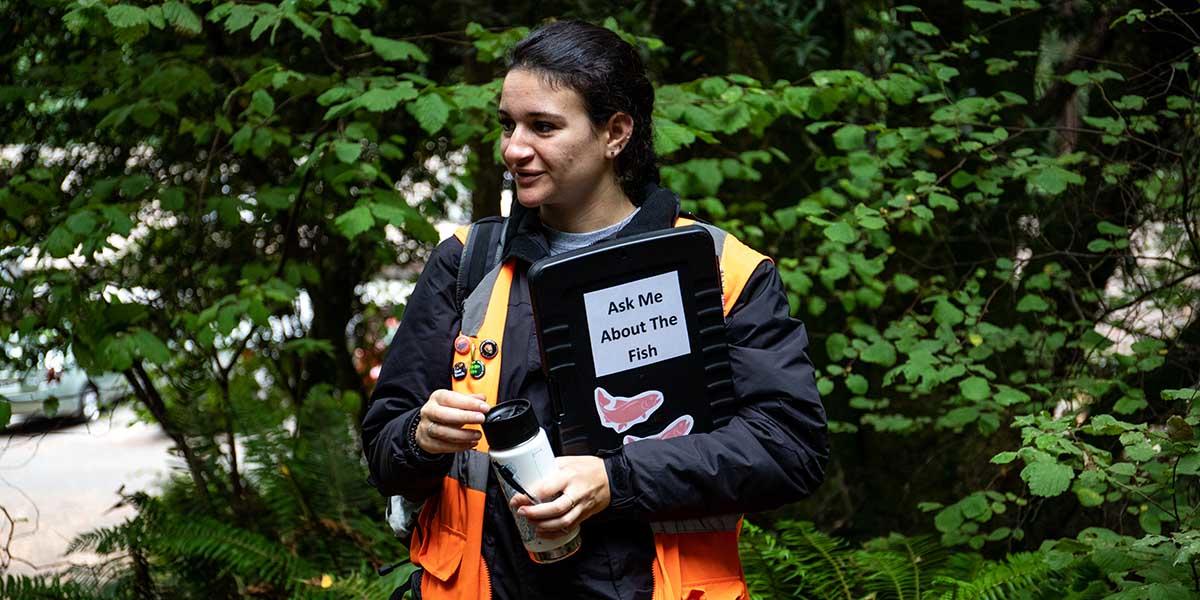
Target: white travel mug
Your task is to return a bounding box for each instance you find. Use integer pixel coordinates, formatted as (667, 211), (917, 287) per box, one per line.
(483, 399), (582, 563)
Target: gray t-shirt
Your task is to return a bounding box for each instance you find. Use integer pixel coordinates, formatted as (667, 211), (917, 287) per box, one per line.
(543, 207), (640, 256)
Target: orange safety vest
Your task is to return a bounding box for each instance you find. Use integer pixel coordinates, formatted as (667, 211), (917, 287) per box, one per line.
(409, 217), (768, 600)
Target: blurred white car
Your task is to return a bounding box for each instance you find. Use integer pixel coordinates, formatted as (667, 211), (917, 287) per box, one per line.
(1, 348), (132, 427)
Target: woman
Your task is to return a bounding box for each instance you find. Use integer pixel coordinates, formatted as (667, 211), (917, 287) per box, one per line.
(362, 20), (829, 600)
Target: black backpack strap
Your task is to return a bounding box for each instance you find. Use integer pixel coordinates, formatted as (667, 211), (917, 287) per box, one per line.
(454, 217), (507, 312)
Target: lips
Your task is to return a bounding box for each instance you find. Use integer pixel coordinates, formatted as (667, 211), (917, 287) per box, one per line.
(515, 171), (544, 186)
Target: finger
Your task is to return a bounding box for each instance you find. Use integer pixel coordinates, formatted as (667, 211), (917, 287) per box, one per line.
(535, 504), (583, 536)
(425, 420), (483, 444)
(527, 473), (568, 503)
(509, 493), (533, 511)
(520, 490), (574, 522)
(426, 403), (488, 426)
(470, 393), (490, 413)
(422, 438), (476, 454)
(433, 390), (491, 414)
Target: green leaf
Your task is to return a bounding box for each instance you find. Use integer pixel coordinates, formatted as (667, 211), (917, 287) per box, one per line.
(407, 93), (450, 134)
(356, 82), (419, 113)
(832, 124), (866, 150)
(1021, 460), (1074, 497)
(106, 5), (147, 28)
(132, 328), (170, 364)
(939, 406), (980, 429)
(1016, 294), (1049, 312)
(816, 377), (834, 396)
(317, 86), (357, 107)
(929, 192), (959, 211)
(959, 376), (991, 401)
(333, 141), (363, 164)
(160, 188), (186, 211)
(932, 298), (964, 326)
(1029, 164), (1085, 194)
(1125, 442), (1157, 462)
(1064, 69), (1124, 86)
(66, 211), (97, 235)
(860, 341), (897, 367)
(249, 12), (279, 41)
(846, 374), (869, 395)
(826, 333), (849, 361)
(285, 13), (320, 40)
(991, 451), (1017, 464)
(893, 274), (919, 294)
(823, 221), (856, 243)
(363, 32), (429, 62)
(934, 505), (963, 533)
(995, 385), (1031, 406)
(985, 58), (1018, 75)
(911, 21), (940, 36)
(1075, 486), (1104, 507)
(162, 0), (201, 34)
(0, 400), (9, 427)
(934, 65), (960, 82)
(144, 5), (165, 28)
(256, 187), (292, 210)
(220, 5), (252, 32)
(44, 226), (77, 258)
(847, 152), (879, 180)
(334, 205), (375, 239)
(250, 90), (275, 116)
(1139, 510), (1161, 535)
(1113, 394), (1148, 414)
(654, 118), (696, 155)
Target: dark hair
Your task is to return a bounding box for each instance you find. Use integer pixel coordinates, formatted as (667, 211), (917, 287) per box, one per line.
(508, 20), (659, 202)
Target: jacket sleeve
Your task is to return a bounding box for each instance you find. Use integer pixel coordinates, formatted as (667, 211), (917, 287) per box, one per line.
(361, 236), (464, 501)
(603, 259), (829, 520)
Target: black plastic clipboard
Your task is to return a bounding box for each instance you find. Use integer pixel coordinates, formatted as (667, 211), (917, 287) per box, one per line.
(527, 225), (736, 456)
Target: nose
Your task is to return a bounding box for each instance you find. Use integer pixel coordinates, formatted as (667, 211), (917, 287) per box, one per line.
(502, 126), (535, 169)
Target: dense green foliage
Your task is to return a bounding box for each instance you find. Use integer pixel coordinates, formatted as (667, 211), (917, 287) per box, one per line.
(2, 0), (1198, 597)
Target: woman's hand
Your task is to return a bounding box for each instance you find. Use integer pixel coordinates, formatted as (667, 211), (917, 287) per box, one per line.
(415, 390), (490, 454)
(510, 456), (611, 537)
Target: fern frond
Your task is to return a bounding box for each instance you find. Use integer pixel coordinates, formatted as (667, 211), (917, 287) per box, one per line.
(0, 574), (112, 600)
(741, 521), (803, 599)
(150, 513), (318, 590)
(777, 520), (858, 599)
(929, 552), (1060, 600)
(859, 533), (952, 600)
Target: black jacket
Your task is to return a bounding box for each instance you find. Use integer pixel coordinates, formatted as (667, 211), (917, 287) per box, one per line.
(362, 185), (829, 599)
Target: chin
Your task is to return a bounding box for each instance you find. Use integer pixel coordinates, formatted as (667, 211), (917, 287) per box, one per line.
(515, 188), (550, 209)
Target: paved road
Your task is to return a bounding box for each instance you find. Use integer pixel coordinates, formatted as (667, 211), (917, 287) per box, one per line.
(0, 405), (176, 576)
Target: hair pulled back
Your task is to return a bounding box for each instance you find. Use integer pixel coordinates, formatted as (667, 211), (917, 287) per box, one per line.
(508, 20), (659, 203)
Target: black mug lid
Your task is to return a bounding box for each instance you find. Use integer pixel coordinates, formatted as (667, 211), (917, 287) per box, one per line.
(483, 398), (540, 451)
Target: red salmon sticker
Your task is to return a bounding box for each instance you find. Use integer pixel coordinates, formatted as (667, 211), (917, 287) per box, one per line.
(622, 414), (695, 446)
(594, 387), (664, 434)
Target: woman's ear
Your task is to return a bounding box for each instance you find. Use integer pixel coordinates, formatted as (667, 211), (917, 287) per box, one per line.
(605, 112), (634, 158)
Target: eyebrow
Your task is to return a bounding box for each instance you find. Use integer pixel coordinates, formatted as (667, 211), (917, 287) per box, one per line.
(497, 108), (566, 120)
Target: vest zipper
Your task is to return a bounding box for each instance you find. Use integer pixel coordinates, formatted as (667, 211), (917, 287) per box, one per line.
(482, 555), (493, 599)
(650, 556), (659, 599)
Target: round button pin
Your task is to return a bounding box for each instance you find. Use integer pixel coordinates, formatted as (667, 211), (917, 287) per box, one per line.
(452, 362), (468, 380)
(454, 335), (472, 355)
(469, 360), (485, 379)
(479, 339), (499, 360)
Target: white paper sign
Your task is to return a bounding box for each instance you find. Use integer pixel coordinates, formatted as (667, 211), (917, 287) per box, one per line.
(583, 271), (691, 377)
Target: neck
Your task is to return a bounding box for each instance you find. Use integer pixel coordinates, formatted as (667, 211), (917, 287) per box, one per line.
(538, 177), (635, 233)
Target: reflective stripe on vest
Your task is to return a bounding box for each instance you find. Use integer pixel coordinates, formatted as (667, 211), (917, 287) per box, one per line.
(412, 220), (769, 600)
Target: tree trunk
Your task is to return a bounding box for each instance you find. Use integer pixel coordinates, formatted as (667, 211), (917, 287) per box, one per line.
(124, 364), (212, 507)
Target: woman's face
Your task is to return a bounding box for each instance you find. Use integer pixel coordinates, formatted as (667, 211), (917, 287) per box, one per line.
(498, 69), (622, 211)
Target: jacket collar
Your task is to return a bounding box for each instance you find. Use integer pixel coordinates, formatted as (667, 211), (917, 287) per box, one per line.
(501, 183), (680, 265)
